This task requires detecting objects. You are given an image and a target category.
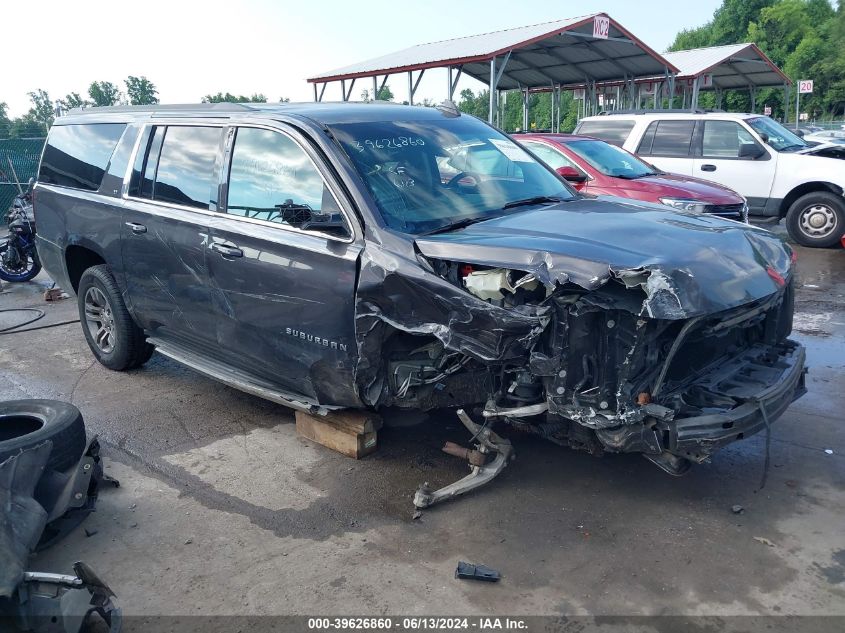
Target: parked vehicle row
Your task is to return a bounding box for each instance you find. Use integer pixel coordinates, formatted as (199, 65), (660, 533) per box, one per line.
(33, 102), (805, 477)
(574, 111), (845, 247)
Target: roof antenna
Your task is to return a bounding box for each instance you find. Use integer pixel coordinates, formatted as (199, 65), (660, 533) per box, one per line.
(436, 100), (461, 117)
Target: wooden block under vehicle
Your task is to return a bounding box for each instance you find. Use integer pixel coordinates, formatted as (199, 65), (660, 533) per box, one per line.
(295, 410), (382, 459)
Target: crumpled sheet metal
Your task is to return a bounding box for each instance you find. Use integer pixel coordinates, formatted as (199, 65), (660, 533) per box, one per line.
(0, 442), (52, 598)
(354, 246), (549, 406)
(413, 198), (792, 321)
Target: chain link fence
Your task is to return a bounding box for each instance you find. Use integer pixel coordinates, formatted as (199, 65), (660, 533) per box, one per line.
(0, 138), (46, 212)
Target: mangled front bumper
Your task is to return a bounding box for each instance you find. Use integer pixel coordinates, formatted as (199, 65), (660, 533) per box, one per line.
(665, 340), (806, 460)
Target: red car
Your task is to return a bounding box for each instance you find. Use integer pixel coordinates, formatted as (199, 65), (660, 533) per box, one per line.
(517, 133), (748, 222)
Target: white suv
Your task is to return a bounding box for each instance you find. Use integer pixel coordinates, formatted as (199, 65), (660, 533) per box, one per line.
(574, 112), (845, 247)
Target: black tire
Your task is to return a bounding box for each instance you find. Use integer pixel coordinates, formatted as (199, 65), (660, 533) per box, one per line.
(785, 192), (845, 248)
(77, 265), (153, 371)
(0, 399), (86, 472)
(0, 246), (41, 282)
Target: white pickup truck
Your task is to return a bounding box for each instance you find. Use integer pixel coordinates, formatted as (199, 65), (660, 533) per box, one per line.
(575, 111), (845, 247)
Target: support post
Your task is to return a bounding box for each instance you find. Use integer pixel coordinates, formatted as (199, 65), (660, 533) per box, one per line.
(749, 86), (756, 113)
(795, 87), (800, 130)
(488, 57), (497, 124)
(783, 82), (790, 123)
(313, 83), (318, 102)
(448, 67), (453, 100)
(691, 76), (700, 111)
(522, 88), (529, 131)
(407, 71), (413, 105)
(372, 76), (378, 101)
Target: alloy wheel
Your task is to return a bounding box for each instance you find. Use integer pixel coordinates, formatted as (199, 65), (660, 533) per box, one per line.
(83, 286), (116, 353)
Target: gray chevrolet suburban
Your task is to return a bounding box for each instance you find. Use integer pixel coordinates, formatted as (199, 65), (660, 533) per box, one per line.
(34, 102), (805, 476)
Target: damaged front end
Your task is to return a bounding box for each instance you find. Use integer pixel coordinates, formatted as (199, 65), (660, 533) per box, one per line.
(355, 207), (806, 477)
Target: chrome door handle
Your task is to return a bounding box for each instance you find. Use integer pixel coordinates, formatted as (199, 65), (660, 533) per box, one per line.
(125, 222), (147, 234)
(211, 242), (243, 258)
(700, 164), (717, 172)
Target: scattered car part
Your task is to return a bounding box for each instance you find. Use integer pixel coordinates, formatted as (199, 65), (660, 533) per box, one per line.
(413, 409), (514, 509)
(4, 563), (122, 633)
(0, 401), (121, 632)
(455, 561), (501, 582)
(0, 400), (87, 472)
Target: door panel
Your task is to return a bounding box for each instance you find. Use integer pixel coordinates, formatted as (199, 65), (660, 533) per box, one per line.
(692, 120), (777, 202)
(206, 125), (362, 406)
(121, 200), (214, 344)
(206, 218), (361, 405)
(121, 124), (223, 346)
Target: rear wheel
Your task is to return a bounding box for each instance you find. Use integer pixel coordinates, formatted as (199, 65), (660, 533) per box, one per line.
(77, 265), (153, 370)
(785, 192), (845, 248)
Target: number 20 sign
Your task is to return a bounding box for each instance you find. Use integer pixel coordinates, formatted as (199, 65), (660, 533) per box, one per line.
(593, 16), (610, 39)
(798, 80), (814, 94)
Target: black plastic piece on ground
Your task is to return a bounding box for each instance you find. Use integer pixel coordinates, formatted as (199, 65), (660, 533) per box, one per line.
(455, 561), (500, 582)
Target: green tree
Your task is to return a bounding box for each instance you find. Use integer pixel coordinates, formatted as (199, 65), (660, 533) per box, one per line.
(88, 81), (121, 106)
(125, 76), (159, 105)
(57, 92), (89, 112)
(202, 92), (267, 103)
(0, 102), (10, 138)
(26, 89), (54, 130)
(9, 114), (45, 138)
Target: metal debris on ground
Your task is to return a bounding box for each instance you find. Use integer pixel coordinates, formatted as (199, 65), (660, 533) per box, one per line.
(753, 536), (777, 547)
(731, 505), (744, 514)
(413, 408), (514, 509)
(455, 561), (501, 582)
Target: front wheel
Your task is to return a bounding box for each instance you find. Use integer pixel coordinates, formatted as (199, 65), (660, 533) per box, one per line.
(785, 192), (845, 248)
(0, 241), (41, 282)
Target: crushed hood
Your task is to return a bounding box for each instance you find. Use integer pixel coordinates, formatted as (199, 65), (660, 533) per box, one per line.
(415, 197), (792, 319)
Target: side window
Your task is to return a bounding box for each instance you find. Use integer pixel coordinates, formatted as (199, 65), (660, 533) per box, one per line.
(572, 120), (635, 146)
(39, 123), (126, 191)
(702, 121), (758, 158)
(153, 126), (221, 209)
(226, 127), (349, 237)
(638, 120), (696, 157)
(521, 141), (579, 172)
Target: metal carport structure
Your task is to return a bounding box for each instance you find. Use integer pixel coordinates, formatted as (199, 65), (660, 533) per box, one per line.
(660, 43), (792, 112)
(307, 13), (679, 127)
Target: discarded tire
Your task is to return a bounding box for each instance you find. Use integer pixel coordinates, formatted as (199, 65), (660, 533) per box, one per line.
(0, 400), (86, 472)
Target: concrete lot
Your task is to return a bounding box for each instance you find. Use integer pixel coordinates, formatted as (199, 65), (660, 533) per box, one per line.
(0, 224), (843, 622)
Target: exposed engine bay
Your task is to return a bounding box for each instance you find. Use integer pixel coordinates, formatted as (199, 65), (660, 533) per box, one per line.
(355, 231), (806, 488)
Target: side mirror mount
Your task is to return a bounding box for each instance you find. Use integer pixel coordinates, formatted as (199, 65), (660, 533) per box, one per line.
(795, 129), (805, 138)
(739, 143), (765, 160)
(556, 165), (588, 183)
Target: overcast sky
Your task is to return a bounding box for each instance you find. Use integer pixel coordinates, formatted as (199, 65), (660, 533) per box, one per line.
(3, 0), (723, 117)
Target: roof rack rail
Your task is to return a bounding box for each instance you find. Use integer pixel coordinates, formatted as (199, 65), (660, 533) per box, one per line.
(65, 102), (259, 115)
(596, 108), (726, 115)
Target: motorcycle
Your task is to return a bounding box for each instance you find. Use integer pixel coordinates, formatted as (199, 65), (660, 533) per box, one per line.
(0, 178), (41, 282)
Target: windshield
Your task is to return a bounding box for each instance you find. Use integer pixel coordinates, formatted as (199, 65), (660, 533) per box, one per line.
(747, 117), (807, 152)
(328, 116), (574, 234)
(565, 139), (656, 178)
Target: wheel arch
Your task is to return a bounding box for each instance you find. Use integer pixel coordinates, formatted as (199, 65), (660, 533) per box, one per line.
(780, 182), (844, 218)
(65, 242), (107, 293)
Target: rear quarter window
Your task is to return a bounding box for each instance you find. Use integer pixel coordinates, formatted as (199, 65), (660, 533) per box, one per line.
(637, 120), (696, 157)
(573, 120), (635, 146)
(38, 123), (127, 191)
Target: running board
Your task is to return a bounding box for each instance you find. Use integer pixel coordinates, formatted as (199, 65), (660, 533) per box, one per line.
(147, 337), (336, 416)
